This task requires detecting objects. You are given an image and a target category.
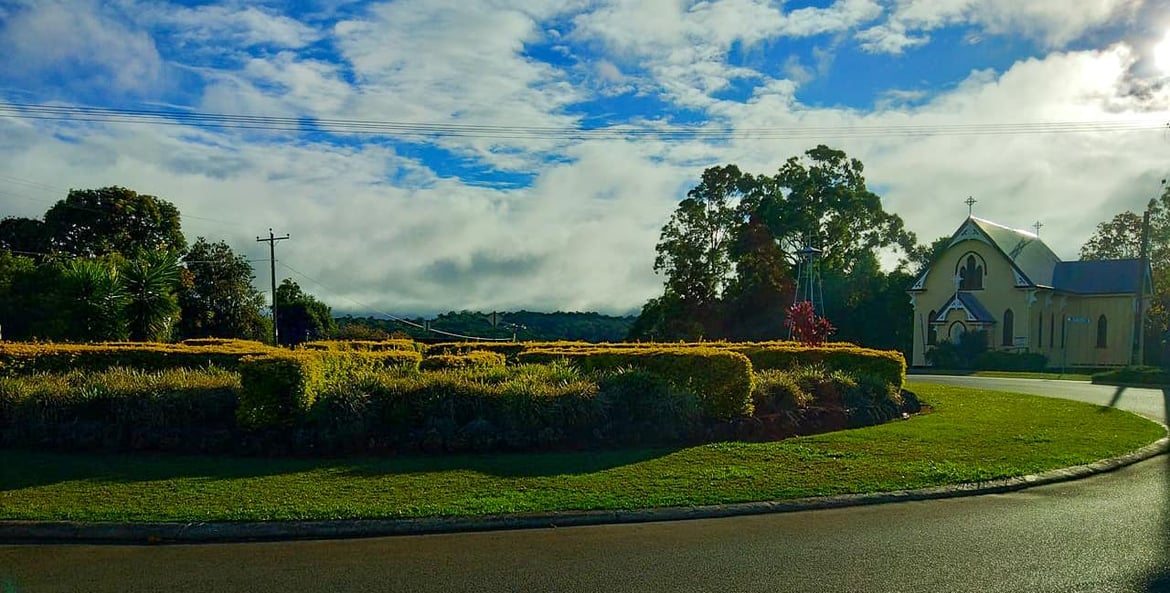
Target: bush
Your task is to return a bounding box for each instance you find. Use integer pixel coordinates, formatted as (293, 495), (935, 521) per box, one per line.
(594, 367), (702, 444)
(353, 362), (601, 453)
(0, 340), (276, 376)
(420, 351), (507, 371)
(299, 339), (425, 353)
(752, 369), (810, 414)
(518, 347), (754, 420)
(736, 345), (906, 391)
(1092, 366), (1170, 386)
(0, 367), (240, 452)
(975, 350), (1049, 372)
(925, 331), (989, 370)
(237, 350), (421, 429)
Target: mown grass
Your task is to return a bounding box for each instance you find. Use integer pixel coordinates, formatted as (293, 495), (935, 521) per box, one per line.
(0, 383), (1163, 522)
(910, 369), (1093, 381)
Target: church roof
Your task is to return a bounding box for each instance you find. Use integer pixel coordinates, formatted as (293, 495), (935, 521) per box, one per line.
(964, 217), (1062, 287)
(932, 292), (996, 324)
(1053, 259), (1148, 295)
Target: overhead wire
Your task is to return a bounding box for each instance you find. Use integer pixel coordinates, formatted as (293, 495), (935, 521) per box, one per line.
(277, 262), (511, 342)
(1, 101), (1165, 140)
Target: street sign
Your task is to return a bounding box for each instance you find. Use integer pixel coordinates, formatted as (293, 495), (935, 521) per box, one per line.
(1067, 316), (1090, 324)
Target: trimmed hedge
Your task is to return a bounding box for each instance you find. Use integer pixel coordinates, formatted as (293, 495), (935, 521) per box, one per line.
(0, 367), (240, 452)
(1092, 366), (1170, 386)
(299, 339), (425, 353)
(518, 347), (754, 420)
(236, 350), (422, 429)
(0, 341), (277, 376)
(420, 351), (507, 371)
(734, 345), (906, 390)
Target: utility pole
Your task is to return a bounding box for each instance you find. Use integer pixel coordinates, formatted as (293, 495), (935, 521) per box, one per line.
(257, 228), (290, 346)
(1133, 195), (1154, 366)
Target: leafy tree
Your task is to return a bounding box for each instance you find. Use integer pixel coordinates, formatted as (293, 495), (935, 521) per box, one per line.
(721, 213), (795, 340)
(753, 145), (917, 274)
(122, 250), (182, 342)
(633, 147), (917, 343)
(61, 257), (128, 341)
(907, 236), (953, 277)
(1081, 188), (1170, 365)
(178, 238), (269, 341)
(275, 279), (336, 345)
(42, 186), (186, 258)
(0, 217), (49, 257)
(652, 164), (745, 334)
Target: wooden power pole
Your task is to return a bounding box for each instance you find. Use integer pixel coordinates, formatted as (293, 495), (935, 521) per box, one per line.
(257, 228), (290, 345)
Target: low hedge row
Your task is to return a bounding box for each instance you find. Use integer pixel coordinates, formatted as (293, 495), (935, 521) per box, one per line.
(734, 345), (906, 390)
(1092, 366), (1170, 386)
(299, 339), (425, 353)
(517, 347), (754, 420)
(419, 351), (507, 371)
(0, 367), (241, 452)
(0, 341), (277, 376)
(237, 349), (422, 429)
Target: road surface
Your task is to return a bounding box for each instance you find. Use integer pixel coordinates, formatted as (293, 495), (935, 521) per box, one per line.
(1, 378), (1167, 593)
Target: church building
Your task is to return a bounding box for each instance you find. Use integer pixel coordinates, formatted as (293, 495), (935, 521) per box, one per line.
(908, 216), (1152, 368)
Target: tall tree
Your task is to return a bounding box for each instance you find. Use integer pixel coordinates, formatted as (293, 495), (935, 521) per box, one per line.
(122, 250), (182, 342)
(754, 145), (917, 273)
(721, 213), (795, 340)
(42, 187), (186, 258)
(0, 217), (49, 257)
(1081, 188), (1170, 365)
(177, 238), (269, 341)
(652, 164), (746, 334)
(275, 279), (336, 345)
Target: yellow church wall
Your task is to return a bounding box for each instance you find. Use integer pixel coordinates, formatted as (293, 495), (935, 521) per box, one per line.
(1056, 295), (1136, 368)
(911, 238), (1035, 365)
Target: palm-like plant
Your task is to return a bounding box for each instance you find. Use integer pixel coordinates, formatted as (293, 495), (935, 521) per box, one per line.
(62, 258), (128, 341)
(122, 250), (181, 342)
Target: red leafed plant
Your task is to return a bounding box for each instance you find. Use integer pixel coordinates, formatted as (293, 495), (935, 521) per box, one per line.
(785, 301), (836, 346)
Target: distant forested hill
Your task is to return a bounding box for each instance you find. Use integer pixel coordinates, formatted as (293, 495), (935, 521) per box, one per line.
(335, 310), (636, 342)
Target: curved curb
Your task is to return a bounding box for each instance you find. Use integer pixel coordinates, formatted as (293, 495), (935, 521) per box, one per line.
(2, 435), (1166, 545)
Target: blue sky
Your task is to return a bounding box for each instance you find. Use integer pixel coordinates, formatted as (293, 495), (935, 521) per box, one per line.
(1, 0), (1169, 317)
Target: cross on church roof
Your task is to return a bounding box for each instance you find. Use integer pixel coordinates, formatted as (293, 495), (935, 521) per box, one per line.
(1033, 221), (1043, 236)
(965, 196), (977, 216)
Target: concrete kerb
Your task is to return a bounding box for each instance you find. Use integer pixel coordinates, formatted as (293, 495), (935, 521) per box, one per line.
(2, 435), (1167, 546)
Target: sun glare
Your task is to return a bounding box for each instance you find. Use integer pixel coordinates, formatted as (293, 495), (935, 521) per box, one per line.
(1156, 31), (1170, 73)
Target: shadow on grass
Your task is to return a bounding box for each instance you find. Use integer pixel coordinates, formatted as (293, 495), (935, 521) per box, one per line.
(0, 445), (685, 492)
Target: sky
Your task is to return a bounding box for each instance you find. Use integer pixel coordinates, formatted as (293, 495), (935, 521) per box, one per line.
(1, 0), (1169, 319)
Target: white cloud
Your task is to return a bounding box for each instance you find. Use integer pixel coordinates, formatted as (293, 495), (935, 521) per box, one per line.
(0, 0), (164, 95)
(858, 0), (1142, 54)
(135, 3), (321, 50)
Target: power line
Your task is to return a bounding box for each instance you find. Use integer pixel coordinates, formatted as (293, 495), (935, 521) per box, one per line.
(277, 262), (512, 342)
(1, 101), (1165, 140)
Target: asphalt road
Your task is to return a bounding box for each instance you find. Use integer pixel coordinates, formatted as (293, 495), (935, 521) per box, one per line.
(1, 378), (1167, 593)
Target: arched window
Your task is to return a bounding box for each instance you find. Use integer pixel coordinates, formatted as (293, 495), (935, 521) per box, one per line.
(927, 310), (938, 345)
(1002, 309), (1014, 346)
(957, 254), (985, 290)
(1096, 314), (1108, 348)
(949, 322), (966, 344)
(1037, 314), (1043, 347)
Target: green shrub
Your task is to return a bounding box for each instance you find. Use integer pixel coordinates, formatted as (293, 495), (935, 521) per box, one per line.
(594, 367), (702, 444)
(0, 367), (239, 452)
(518, 347), (754, 420)
(420, 351), (507, 371)
(752, 369), (810, 414)
(0, 341), (276, 376)
(736, 345), (905, 391)
(1092, 366), (1170, 386)
(237, 350), (420, 429)
(299, 339), (425, 353)
(975, 351), (1048, 372)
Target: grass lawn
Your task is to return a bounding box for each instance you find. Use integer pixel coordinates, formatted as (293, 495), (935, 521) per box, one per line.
(910, 369), (1094, 381)
(0, 383), (1163, 523)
